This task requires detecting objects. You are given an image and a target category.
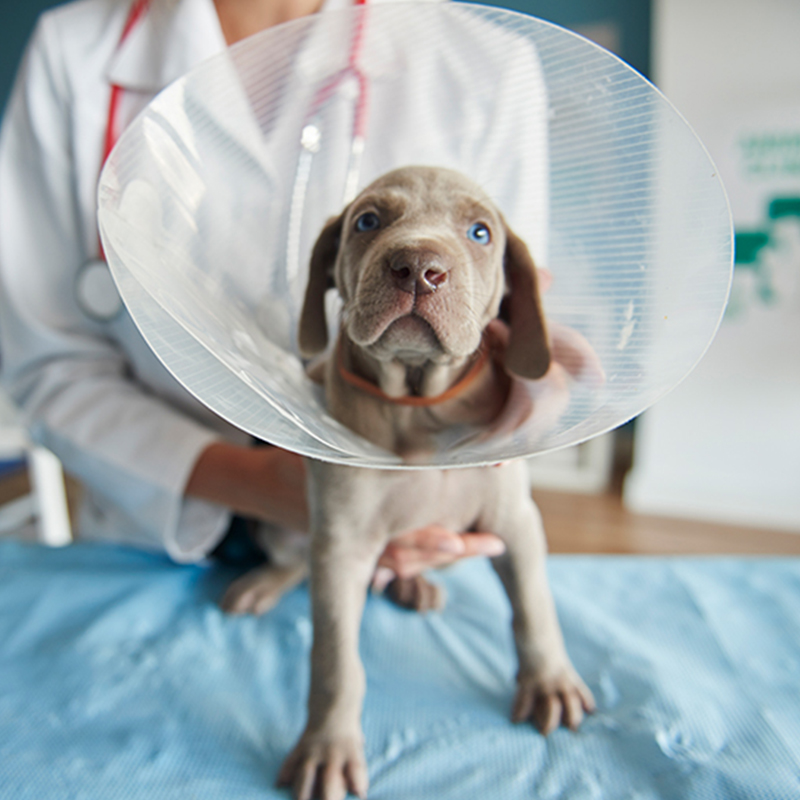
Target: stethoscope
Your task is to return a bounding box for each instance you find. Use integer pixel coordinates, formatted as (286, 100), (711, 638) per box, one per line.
(76, 0), (151, 323)
(77, 0), (372, 323)
(285, 0), (371, 284)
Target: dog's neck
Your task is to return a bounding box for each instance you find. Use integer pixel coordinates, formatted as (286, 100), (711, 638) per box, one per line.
(339, 335), (482, 402)
(323, 329), (511, 457)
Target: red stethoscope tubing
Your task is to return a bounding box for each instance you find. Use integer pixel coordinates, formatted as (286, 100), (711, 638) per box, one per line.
(100, 0), (370, 257)
(103, 0), (152, 165)
(93, 0), (371, 319)
(102, 0), (370, 166)
(98, 0), (151, 260)
(305, 0), (369, 139)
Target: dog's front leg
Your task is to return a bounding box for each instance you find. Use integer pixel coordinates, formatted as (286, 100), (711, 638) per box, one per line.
(483, 462), (595, 735)
(279, 462), (388, 800)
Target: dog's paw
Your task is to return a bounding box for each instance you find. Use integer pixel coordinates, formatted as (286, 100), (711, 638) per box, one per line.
(220, 563), (307, 616)
(278, 733), (368, 800)
(512, 668), (596, 734)
(385, 575), (446, 612)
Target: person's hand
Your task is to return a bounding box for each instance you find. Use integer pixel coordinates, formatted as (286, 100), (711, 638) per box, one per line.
(186, 442), (309, 531)
(372, 524), (506, 591)
(187, 444), (506, 580)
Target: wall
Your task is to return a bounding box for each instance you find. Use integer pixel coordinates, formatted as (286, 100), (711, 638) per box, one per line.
(0, 1), (70, 114)
(478, 0), (651, 78)
(625, 0), (800, 529)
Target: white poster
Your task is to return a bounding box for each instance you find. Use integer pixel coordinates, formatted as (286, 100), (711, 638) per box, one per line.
(625, 0), (800, 529)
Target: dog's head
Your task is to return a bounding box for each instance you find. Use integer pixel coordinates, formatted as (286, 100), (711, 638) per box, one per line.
(299, 166), (550, 379)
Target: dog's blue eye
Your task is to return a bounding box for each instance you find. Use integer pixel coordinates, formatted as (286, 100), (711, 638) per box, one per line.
(355, 212), (380, 233)
(467, 223), (491, 245)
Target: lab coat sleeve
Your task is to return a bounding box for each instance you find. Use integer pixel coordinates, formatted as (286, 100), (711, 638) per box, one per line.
(0, 16), (230, 563)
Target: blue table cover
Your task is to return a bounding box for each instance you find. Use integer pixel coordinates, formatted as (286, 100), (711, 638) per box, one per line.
(0, 540), (798, 799)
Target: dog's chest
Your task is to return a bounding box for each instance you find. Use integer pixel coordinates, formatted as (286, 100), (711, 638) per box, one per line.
(379, 469), (484, 533)
(310, 460), (520, 538)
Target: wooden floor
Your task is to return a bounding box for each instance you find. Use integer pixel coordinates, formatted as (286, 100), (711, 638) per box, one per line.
(535, 489), (800, 555)
(0, 469), (36, 507)
(2, 466), (799, 555)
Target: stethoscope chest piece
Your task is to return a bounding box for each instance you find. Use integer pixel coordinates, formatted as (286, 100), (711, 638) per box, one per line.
(76, 260), (124, 323)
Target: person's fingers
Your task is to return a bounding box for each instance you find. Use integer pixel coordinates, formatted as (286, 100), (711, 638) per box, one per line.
(376, 542), (455, 577)
(391, 524), (466, 555)
(385, 527), (506, 561)
(377, 550), (452, 579)
(548, 321), (605, 384)
(371, 566), (396, 593)
(376, 528), (506, 578)
(537, 267), (553, 292)
(457, 532), (506, 558)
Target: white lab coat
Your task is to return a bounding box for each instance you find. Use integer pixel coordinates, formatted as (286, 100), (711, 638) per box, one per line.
(0, 0), (548, 561)
(0, 0), (252, 561)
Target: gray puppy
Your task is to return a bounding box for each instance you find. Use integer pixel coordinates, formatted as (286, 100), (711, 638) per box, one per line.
(231, 167), (595, 800)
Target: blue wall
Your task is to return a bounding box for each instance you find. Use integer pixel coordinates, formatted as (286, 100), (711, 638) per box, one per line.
(1, 1), (70, 115)
(477, 0), (651, 78)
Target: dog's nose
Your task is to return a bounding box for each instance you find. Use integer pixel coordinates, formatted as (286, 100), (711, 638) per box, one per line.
(387, 249), (448, 295)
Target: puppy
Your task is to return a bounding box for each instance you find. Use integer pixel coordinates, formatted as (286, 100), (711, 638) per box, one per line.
(234, 167), (595, 800)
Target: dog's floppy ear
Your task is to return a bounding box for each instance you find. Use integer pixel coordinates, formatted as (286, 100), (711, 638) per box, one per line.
(502, 223), (551, 380)
(298, 213), (344, 358)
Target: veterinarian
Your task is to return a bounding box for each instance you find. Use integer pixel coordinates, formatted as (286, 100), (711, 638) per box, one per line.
(0, 0), (508, 576)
